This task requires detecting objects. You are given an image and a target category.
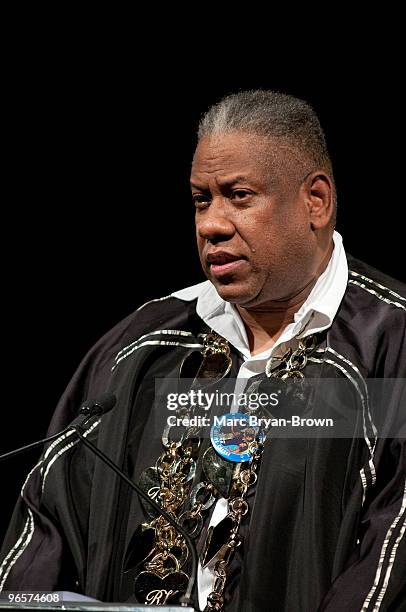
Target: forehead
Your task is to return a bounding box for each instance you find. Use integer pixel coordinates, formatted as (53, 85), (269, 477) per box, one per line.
(191, 132), (274, 185)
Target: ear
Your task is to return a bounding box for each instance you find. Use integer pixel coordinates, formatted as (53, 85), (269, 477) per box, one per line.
(303, 172), (335, 230)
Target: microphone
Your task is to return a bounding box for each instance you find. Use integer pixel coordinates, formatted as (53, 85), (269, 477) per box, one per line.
(0, 393), (117, 463)
(78, 392), (117, 418)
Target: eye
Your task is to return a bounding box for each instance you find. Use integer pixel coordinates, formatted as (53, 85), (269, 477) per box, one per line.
(192, 194), (211, 209)
(231, 189), (252, 200)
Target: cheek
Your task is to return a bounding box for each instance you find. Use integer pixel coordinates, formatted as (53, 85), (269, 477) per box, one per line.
(245, 212), (311, 271)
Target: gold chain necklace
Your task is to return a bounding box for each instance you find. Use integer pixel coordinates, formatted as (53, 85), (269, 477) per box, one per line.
(124, 331), (317, 609)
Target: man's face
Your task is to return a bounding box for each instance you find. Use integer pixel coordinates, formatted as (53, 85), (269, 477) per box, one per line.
(191, 131), (321, 307)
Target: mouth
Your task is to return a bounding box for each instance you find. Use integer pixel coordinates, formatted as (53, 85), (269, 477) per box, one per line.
(206, 251), (247, 277)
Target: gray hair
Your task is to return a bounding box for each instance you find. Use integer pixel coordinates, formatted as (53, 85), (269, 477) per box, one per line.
(198, 90), (336, 218)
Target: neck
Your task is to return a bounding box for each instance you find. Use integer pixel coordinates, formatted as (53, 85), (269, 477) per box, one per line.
(237, 245), (333, 356)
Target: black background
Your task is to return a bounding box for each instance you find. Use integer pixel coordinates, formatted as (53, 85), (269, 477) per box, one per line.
(1, 38), (404, 540)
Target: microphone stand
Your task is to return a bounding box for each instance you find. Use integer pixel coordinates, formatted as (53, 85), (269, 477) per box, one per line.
(0, 428), (72, 462)
(72, 423), (197, 609)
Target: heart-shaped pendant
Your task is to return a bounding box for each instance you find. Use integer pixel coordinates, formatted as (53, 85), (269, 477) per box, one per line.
(133, 570), (189, 605)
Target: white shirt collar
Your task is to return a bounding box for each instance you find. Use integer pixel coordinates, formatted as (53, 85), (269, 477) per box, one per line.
(172, 231), (348, 361)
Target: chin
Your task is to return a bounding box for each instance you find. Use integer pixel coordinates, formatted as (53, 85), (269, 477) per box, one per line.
(211, 280), (257, 305)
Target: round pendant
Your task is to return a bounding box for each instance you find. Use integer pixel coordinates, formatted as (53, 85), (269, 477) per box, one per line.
(210, 412), (264, 463)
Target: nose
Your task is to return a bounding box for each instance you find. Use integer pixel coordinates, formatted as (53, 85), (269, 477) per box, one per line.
(196, 197), (235, 244)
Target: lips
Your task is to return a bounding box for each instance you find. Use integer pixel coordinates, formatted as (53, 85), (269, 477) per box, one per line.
(206, 251), (244, 265)
(206, 251), (247, 277)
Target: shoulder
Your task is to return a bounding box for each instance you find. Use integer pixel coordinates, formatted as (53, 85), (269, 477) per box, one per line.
(95, 281), (211, 370)
(346, 255), (406, 306)
(104, 280), (214, 373)
(120, 280), (211, 341)
(331, 256), (405, 376)
(341, 255), (406, 330)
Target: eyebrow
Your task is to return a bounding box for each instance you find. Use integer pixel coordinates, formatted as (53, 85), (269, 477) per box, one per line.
(190, 175), (254, 189)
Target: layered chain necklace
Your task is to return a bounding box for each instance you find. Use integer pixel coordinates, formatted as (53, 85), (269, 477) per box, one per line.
(124, 331), (317, 609)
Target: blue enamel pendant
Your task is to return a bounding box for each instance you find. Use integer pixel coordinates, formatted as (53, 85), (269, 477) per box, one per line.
(210, 412), (264, 463)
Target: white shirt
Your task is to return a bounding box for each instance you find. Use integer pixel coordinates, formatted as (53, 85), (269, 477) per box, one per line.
(172, 231), (348, 610)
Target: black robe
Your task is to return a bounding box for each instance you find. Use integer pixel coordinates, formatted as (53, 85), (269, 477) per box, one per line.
(1, 255), (405, 611)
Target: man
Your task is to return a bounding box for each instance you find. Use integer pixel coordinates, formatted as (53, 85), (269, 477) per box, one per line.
(1, 91), (405, 611)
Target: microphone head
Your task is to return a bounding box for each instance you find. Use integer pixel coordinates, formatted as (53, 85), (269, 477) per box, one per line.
(93, 393), (117, 414)
(80, 393), (117, 417)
